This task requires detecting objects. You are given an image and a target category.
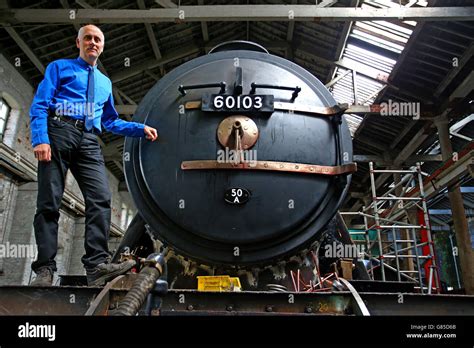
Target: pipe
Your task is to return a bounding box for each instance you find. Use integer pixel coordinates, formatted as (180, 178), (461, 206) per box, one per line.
(112, 253), (165, 316)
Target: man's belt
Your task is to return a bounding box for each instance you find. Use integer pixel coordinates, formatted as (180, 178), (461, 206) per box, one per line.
(50, 114), (87, 131)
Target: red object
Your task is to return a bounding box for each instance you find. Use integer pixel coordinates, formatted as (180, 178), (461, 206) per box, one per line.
(418, 209), (440, 293)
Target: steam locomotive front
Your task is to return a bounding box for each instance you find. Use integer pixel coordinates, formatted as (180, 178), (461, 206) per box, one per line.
(124, 41), (355, 266)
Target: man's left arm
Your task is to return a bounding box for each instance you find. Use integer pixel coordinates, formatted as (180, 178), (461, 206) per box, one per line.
(102, 92), (157, 141)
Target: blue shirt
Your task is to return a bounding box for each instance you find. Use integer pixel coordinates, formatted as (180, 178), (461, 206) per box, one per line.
(29, 57), (145, 147)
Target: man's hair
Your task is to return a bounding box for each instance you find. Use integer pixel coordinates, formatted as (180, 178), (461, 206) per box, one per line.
(77, 24), (104, 39)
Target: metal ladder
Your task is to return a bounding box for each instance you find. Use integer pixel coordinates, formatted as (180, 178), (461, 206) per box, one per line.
(342, 162), (440, 294)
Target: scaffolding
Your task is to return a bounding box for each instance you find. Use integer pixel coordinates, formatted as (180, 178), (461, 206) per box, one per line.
(341, 162), (440, 294)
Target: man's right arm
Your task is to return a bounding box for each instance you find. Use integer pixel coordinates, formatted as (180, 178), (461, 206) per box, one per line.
(30, 62), (59, 161)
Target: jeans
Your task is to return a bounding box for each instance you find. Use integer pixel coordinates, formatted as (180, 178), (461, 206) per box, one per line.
(31, 117), (111, 272)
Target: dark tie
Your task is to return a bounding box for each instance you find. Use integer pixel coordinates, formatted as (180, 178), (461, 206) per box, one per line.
(85, 67), (94, 131)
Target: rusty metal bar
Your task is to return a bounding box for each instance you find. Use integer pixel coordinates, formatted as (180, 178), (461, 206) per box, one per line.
(181, 160), (357, 176)
(1, 285), (474, 316)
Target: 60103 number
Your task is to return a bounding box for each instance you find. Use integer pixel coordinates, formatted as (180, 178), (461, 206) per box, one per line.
(213, 95), (263, 110)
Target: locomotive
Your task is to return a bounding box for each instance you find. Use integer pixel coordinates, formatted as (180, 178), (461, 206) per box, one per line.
(115, 41), (359, 291)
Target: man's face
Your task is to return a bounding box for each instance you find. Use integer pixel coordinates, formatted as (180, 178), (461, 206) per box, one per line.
(76, 25), (104, 61)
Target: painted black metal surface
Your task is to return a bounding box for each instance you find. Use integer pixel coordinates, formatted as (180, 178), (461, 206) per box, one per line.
(124, 42), (353, 266)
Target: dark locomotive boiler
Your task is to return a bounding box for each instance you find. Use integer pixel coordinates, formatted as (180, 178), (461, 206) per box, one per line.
(116, 41), (358, 290)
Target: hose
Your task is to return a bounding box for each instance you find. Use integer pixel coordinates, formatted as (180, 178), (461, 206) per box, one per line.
(266, 284), (288, 292)
(112, 266), (161, 316)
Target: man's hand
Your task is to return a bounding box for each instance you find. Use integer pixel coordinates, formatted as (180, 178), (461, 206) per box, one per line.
(34, 144), (51, 162)
(144, 126), (158, 141)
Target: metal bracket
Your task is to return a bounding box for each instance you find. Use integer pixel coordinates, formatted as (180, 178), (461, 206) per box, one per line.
(178, 82), (226, 96)
(250, 83), (301, 102)
(338, 278), (371, 316)
(234, 67), (243, 95)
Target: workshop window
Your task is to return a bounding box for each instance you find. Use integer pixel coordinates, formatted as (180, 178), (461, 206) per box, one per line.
(0, 98), (11, 141)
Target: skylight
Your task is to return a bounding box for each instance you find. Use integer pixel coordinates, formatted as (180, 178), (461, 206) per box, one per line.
(328, 0), (426, 136)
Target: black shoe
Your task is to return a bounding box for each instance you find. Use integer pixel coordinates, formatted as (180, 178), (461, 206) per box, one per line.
(30, 267), (53, 287)
(86, 260), (135, 286)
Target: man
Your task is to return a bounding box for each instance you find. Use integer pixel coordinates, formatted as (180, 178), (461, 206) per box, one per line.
(29, 24), (158, 286)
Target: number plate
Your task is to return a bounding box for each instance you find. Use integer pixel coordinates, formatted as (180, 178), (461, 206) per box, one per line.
(224, 188), (251, 205)
(202, 94), (274, 112)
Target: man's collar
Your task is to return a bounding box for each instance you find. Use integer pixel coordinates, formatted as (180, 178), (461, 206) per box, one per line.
(76, 56), (98, 69)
